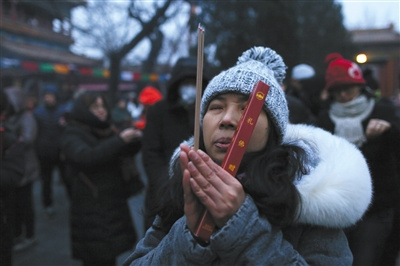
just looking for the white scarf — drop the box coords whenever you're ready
[329,95,375,147]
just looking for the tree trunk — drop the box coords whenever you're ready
[106,0,173,105]
[108,53,122,105]
[142,29,164,73]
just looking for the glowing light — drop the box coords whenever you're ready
[356,54,367,64]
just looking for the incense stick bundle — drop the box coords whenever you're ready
[194,24,204,150]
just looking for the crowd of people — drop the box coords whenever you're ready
[1,45,399,266]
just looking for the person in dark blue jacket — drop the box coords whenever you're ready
[34,85,69,216]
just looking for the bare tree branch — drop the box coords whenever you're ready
[118,0,173,58]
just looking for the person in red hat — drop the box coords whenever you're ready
[316,53,400,266]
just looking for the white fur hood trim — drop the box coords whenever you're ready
[284,124,372,228]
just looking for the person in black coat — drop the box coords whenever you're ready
[61,92,142,266]
[285,93,316,124]
[316,53,400,266]
[287,64,325,117]
[142,57,209,229]
[0,89,26,266]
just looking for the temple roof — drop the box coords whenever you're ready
[2,38,99,66]
[351,24,400,45]
[18,0,87,18]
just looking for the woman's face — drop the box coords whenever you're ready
[332,85,361,103]
[89,97,108,121]
[202,93,270,164]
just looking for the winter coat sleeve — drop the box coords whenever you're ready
[123,196,352,265]
[123,215,217,266]
[20,112,38,145]
[211,196,352,265]
[0,130,26,188]
[61,128,136,167]
[142,104,169,181]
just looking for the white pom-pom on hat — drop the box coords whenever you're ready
[237,46,287,84]
[291,64,315,80]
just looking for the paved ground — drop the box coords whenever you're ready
[13,154,146,266]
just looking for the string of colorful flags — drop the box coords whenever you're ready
[0,58,170,82]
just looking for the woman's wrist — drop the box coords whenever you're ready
[189,229,210,247]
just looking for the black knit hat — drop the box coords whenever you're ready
[70,92,111,129]
[166,57,210,103]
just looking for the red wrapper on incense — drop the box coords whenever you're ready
[194,80,270,242]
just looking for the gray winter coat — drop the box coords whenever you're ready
[124,124,372,265]
[4,87,40,186]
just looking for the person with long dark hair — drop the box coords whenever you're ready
[124,47,372,265]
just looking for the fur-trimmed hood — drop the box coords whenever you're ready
[284,124,372,228]
[169,124,372,229]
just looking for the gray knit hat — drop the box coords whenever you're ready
[200,46,289,141]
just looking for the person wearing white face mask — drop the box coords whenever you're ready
[142,57,210,229]
[179,83,197,106]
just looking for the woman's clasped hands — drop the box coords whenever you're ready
[179,144,245,233]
